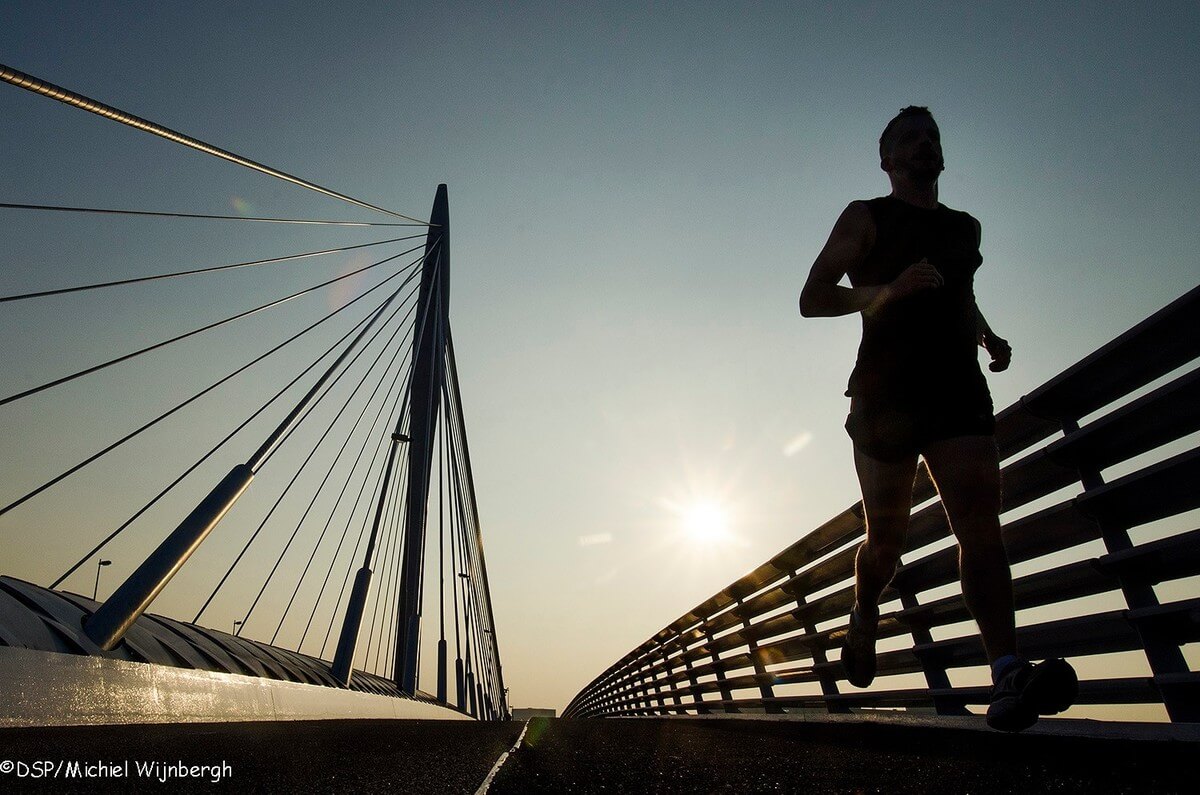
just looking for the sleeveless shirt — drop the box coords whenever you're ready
[845,196,989,406]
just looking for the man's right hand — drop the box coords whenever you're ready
[887,258,943,302]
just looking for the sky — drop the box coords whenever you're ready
[1,2,1197,716]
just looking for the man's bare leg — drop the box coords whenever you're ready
[842,445,919,687]
[920,435,1016,662]
[852,447,920,617]
[921,435,1077,730]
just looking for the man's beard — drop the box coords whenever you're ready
[907,157,944,182]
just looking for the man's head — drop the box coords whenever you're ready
[879,106,943,182]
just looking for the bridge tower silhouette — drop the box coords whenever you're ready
[0,64,505,724]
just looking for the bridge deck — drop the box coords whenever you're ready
[487,717,1194,793]
[1,716,1193,792]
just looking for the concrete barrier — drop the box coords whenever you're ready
[0,647,470,727]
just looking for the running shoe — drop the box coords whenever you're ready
[841,608,878,688]
[986,658,1078,732]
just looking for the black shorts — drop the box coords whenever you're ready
[844,393,995,462]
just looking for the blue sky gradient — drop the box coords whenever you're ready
[1,2,1197,712]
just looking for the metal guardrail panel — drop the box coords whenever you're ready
[567,283,1200,721]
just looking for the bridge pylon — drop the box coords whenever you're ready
[394,184,449,695]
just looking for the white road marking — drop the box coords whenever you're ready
[474,719,531,795]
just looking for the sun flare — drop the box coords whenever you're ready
[682,501,730,545]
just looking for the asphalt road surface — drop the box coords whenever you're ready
[0,717,1194,793]
[490,717,1194,794]
[0,719,520,793]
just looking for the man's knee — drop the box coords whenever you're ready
[861,524,905,569]
[956,523,1009,567]
[951,509,1004,543]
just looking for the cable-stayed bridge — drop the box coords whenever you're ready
[1,63,1198,791]
[0,64,504,724]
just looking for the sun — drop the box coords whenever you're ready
[681,501,731,545]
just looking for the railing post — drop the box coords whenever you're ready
[665,652,685,711]
[791,581,848,713]
[739,599,781,714]
[889,541,963,715]
[895,575,963,715]
[651,654,670,714]
[630,673,645,715]
[643,659,660,714]
[628,673,642,715]
[704,626,738,713]
[1063,417,1197,722]
[681,640,709,714]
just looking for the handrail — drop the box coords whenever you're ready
[565,284,1200,722]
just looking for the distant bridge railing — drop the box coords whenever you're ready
[565,285,1200,722]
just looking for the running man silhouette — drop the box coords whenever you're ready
[799,106,1077,731]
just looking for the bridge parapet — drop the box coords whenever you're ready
[565,285,1200,723]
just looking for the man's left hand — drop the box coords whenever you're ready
[982,332,1012,372]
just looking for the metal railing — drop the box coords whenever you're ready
[565,285,1200,722]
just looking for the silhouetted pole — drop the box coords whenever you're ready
[456,571,468,709]
[394,184,449,693]
[331,431,409,685]
[447,330,508,718]
[83,284,401,651]
[437,638,448,703]
[92,559,111,600]
[456,655,466,709]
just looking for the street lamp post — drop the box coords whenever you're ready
[93,559,111,600]
[233,620,243,635]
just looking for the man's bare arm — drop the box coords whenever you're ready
[970,220,1012,372]
[799,202,878,317]
[976,305,1012,372]
[800,201,943,317]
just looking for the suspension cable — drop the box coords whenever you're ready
[49,284,393,589]
[371,410,415,673]
[365,463,403,672]
[0,202,423,227]
[198,285,417,625]
[324,379,412,662]
[269,325,416,644]
[0,235,421,303]
[447,329,503,705]
[0,241,425,408]
[268,305,413,645]
[0,250,424,520]
[377,401,413,676]
[449,399,463,679]
[0,63,430,224]
[317,434,392,657]
[438,366,448,646]
[247,282,419,636]
[380,453,407,677]
[297,366,410,653]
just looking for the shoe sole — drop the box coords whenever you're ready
[1023,658,1078,715]
[840,636,876,688]
[986,659,1078,732]
[986,696,1036,732]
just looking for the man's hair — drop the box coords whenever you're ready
[879,106,935,159]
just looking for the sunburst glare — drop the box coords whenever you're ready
[681,500,730,545]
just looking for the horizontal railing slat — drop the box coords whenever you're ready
[567,285,1200,721]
